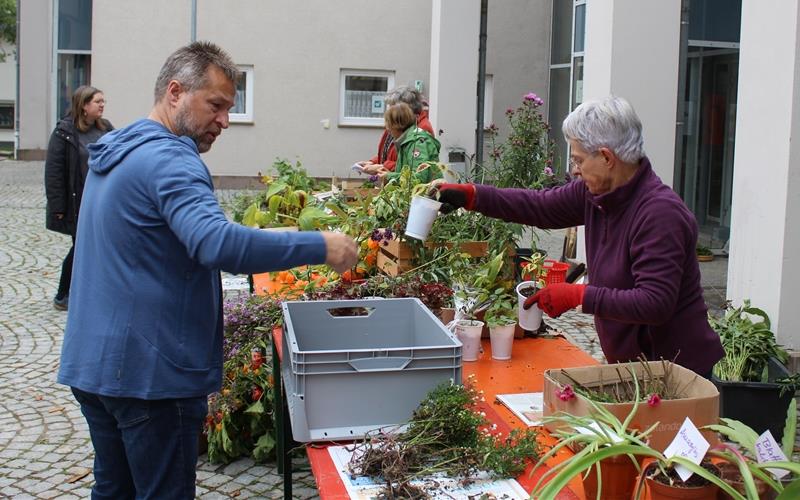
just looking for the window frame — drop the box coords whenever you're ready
[338,69,395,127]
[230,65,254,124]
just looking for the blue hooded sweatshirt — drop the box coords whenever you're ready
[57,119,326,399]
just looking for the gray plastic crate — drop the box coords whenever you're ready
[281,298,462,442]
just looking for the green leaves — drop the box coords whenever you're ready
[710,300,788,382]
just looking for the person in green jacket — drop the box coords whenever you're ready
[381,102,441,184]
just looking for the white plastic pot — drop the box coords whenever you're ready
[455,319,484,362]
[489,324,515,360]
[516,280,543,331]
[405,195,442,240]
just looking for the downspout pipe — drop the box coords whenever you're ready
[14,0,19,159]
[474,0,488,169]
[190,0,197,42]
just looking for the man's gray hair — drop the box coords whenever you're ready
[385,86,426,114]
[153,41,239,103]
[562,95,645,163]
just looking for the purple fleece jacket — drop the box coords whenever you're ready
[473,157,723,374]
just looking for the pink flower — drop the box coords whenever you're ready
[524,92,538,102]
[505,107,514,116]
[544,166,554,176]
[556,385,576,401]
[647,393,661,407]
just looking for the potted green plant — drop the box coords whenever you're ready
[532,372,744,500]
[709,300,794,440]
[516,251,546,331]
[696,244,714,262]
[484,290,517,360]
[704,398,800,499]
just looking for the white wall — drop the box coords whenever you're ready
[583,0,681,185]
[18,0,52,154]
[728,0,800,349]
[429,0,480,164]
[93,0,431,179]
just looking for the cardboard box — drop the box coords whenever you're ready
[543,361,719,452]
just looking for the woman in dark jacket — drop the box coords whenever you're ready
[44,86,113,310]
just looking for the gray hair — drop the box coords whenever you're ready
[384,86,426,114]
[562,95,645,163]
[153,41,238,103]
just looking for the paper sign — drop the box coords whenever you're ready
[663,417,710,482]
[575,421,624,444]
[755,431,790,479]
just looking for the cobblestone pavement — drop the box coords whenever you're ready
[0,161,317,499]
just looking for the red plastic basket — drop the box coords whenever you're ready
[542,259,570,285]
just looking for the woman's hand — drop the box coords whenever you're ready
[361,163,384,175]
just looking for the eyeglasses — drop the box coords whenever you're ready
[568,151,599,170]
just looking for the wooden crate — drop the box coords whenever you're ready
[377,238,490,276]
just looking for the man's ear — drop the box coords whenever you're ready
[166,80,184,107]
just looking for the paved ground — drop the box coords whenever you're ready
[0,159,734,499]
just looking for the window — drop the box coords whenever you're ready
[0,103,13,129]
[230,66,254,123]
[339,70,395,126]
[55,0,93,120]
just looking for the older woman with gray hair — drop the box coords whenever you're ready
[433,95,723,376]
[358,85,434,175]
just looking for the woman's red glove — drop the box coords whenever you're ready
[524,283,586,318]
[436,183,476,213]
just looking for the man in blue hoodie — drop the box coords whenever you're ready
[57,42,358,499]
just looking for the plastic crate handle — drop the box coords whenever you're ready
[348,357,411,372]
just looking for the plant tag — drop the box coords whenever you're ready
[755,431,790,479]
[663,417,710,482]
[574,421,624,444]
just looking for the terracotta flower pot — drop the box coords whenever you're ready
[646,476,718,499]
[582,454,639,500]
[716,462,776,500]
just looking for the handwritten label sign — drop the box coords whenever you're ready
[663,417,710,482]
[755,431,790,479]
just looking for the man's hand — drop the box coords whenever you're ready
[524,283,586,318]
[432,183,477,213]
[321,232,359,273]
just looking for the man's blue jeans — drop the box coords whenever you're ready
[71,387,207,499]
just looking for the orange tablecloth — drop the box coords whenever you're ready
[257,272,598,498]
[301,335,598,499]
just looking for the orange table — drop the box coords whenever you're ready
[256,273,599,498]
[297,335,598,499]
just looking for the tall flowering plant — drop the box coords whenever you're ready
[484,92,560,190]
[205,295,283,464]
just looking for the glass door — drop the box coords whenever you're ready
[678,47,738,241]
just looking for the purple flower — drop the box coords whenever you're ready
[368,175,379,183]
[555,385,576,401]
[505,108,514,116]
[544,166,554,176]
[523,92,538,102]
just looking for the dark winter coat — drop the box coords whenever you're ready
[44,117,114,235]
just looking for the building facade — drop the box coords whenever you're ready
[17,0,800,352]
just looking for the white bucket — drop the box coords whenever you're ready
[489,324,515,360]
[455,320,484,362]
[405,195,442,240]
[516,280,543,331]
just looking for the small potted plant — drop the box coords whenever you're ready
[484,290,518,360]
[516,251,546,331]
[704,398,800,499]
[696,244,714,262]
[709,300,794,440]
[532,373,743,500]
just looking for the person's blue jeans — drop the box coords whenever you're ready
[71,387,207,499]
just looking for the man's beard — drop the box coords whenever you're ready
[174,104,213,153]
